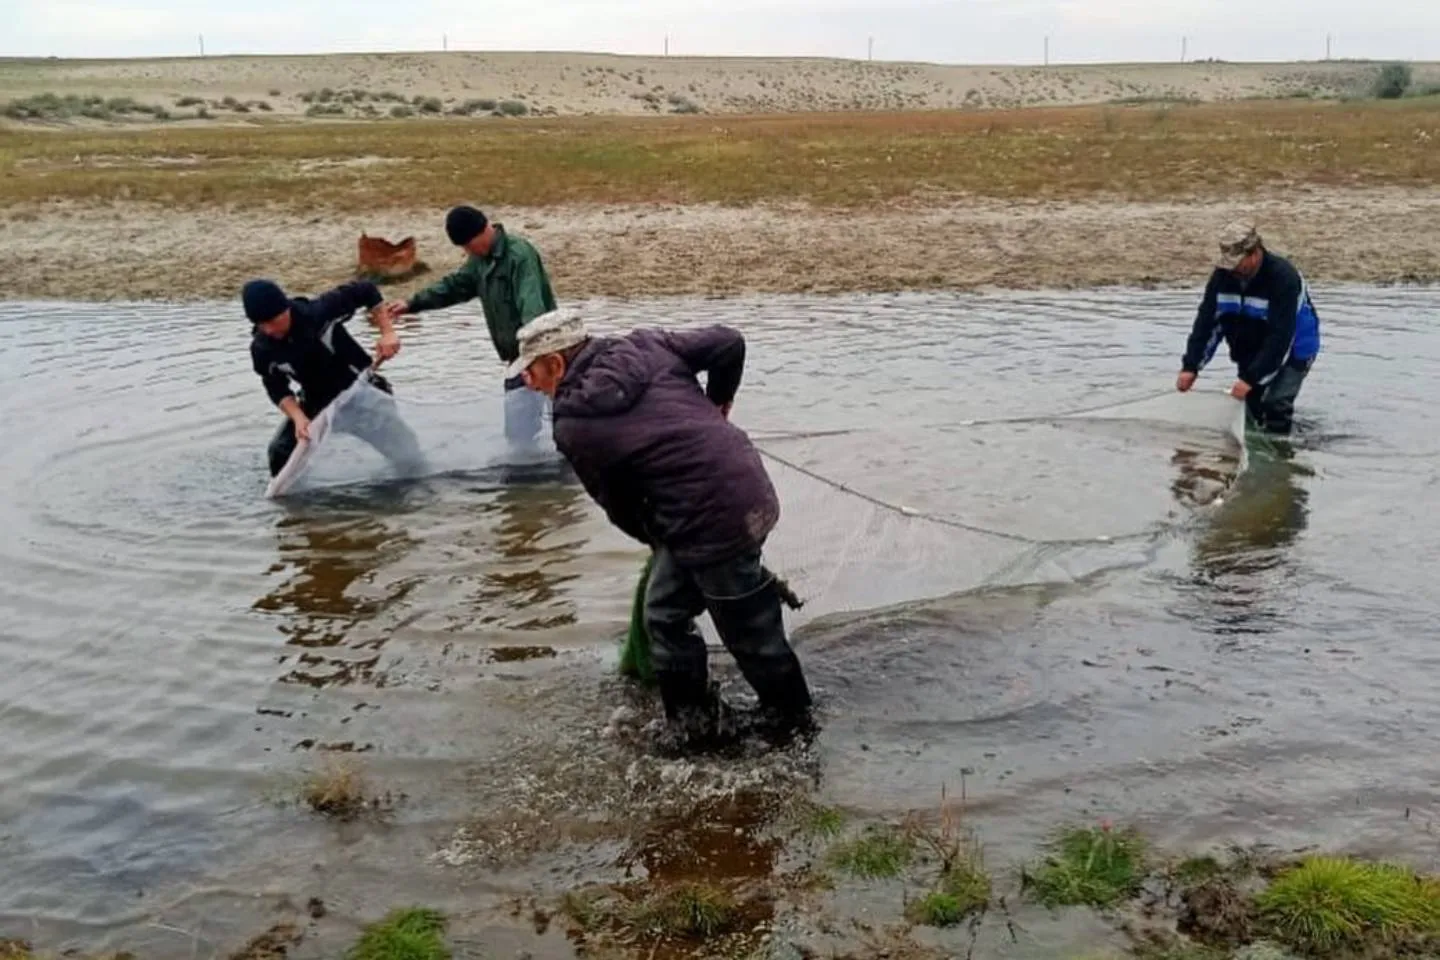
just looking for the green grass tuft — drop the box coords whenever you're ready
[1255,855,1440,954]
[1173,855,1225,886]
[631,883,736,939]
[827,825,916,879]
[805,805,845,839]
[346,907,449,960]
[1026,824,1146,908]
[905,891,967,927]
[905,859,992,928]
[941,857,992,912]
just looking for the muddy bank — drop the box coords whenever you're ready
[2,186,1438,303]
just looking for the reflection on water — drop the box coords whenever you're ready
[461,474,590,632]
[1175,441,1312,640]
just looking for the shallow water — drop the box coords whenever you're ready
[1,287,1438,957]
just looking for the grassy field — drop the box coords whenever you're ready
[2,97,1437,213]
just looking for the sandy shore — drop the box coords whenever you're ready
[3,52,1437,122]
[2,186,1437,304]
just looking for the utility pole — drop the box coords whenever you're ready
[198,34,205,57]
[1326,34,1332,60]
[1181,36,1187,62]
[868,36,873,61]
[664,35,669,56]
[1044,36,1049,66]
[442,33,448,51]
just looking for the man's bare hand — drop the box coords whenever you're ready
[373,301,407,323]
[375,331,401,361]
[294,415,312,443]
[1230,379,1252,400]
[1176,371,1197,393]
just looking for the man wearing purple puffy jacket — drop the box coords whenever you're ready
[510,309,814,752]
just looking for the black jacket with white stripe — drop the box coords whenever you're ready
[1181,250,1322,389]
[250,281,383,413]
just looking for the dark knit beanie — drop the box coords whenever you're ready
[445,205,489,246]
[242,279,290,323]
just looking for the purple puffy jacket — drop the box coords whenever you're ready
[551,324,780,567]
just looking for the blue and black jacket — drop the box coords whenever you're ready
[1182,250,1322,389]
[250,281,383,414]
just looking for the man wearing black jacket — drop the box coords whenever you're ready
[245,278,424,477]
[1177,222,1322,435]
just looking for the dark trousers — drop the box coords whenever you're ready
[643,546,812,720]
[1246,357,1313,436]
[265,375,424,477]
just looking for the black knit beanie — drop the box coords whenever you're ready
[242,279,290,323]
[445,205,489,246]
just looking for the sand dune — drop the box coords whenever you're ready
[2,52,1437,121]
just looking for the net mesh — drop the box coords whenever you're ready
[749,388,1249,634]
[267,374,1248,636]
[266,371,556,498]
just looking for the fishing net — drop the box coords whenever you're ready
[620,387,1249,681]
[265,370,558,498]
[258,370,1249,682]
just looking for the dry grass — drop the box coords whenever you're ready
[0,98,1436,213]
[301,755,369,819]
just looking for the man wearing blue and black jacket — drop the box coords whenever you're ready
[1177,221,1322,435]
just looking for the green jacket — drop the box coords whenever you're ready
[406,225,556,364]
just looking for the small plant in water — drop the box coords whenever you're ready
[1255,855,1440,954]
[1173,855,1225,887]
[347,907,449,960]
[1025,821,1146,908]
[301,755,367,818]
[631,882,737,939]
[905,891,968,928]
[904,782,992,924]
[827,824,916,879]
[781,797,845,840]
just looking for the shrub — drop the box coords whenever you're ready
[1373,63,1413,99]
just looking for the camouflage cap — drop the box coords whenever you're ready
[1216,220,1262,269]
[506,308,590,378]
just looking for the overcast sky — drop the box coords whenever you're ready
[8,0,1438,64]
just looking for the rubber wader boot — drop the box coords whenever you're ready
[707,582,816,745]
[653,670,740,757]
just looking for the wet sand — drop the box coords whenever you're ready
[3,185,1439,303]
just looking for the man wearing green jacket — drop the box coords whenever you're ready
[386,205,557,450]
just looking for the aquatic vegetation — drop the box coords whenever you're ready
[1172,855,1225,886]
[804,804,846,840]
[631,883,738,939]
[1025,823,1147,909]
[559,887,616,932]
[903,790,991,926]
[780,797,845,840]
[346,908,449,960]
[301,755,369,819]
[826,824,916,879]
[1254,855,1440,954]
[905,891,969,928]
[560,881,747,945]
[906,862,991,930]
